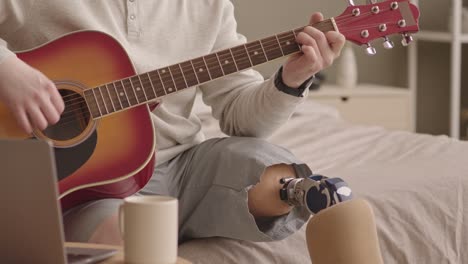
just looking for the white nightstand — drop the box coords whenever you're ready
[309,84,413,131]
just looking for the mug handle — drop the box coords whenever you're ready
[118,204,125,237]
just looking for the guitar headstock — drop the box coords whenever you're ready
[334,0,419,54]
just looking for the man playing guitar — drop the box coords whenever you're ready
[0,0,345,245]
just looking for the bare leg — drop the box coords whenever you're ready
[248,164,296,218]
[306,199,384,264]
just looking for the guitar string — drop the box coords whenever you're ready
[58,19,389,109]
[57,30,304,103]
[52,43,388,128]
[49,16,403,125]
[68,16,396,110]
[56,18,345,105]
[55,21,397,123]
[52,21,399,127]
[54,31,306,105]
[56,9,389,104]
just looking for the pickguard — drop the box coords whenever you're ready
[54,131,97,181]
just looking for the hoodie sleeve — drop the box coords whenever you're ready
[199,0,308,138]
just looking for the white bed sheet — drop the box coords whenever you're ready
[179,96,468,264]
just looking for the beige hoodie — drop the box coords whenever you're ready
[0,0,307,165]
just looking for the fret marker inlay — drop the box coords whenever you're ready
[199,68,204,72]
[120,92,124,96]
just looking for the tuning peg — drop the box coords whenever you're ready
[365,43,377,56]
[401,33,414,46]
[367,0,378,4]
[347,0,356,6]
[383,37,394,49]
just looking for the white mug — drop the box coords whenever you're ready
[119,195,178,264]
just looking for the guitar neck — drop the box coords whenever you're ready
[83,19,336,119]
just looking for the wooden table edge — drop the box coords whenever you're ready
[65,242,191,264]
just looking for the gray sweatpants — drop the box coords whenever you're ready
[63,137,312,243]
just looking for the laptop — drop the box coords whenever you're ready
[0,139,117,263]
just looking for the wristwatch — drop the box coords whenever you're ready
[274,66,315,97]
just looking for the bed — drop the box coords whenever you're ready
[177,92,468,263]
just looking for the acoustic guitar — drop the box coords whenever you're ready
[0,0,419,210]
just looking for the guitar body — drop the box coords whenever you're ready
[0,31,156,210]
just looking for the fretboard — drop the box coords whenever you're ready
[83,19,336,119]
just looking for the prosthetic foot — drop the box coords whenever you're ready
[279,174,353,214]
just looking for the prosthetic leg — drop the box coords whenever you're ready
[280,175,383,264]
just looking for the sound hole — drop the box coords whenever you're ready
[42,89,91,141]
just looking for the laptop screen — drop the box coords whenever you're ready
[0,139,67,263]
